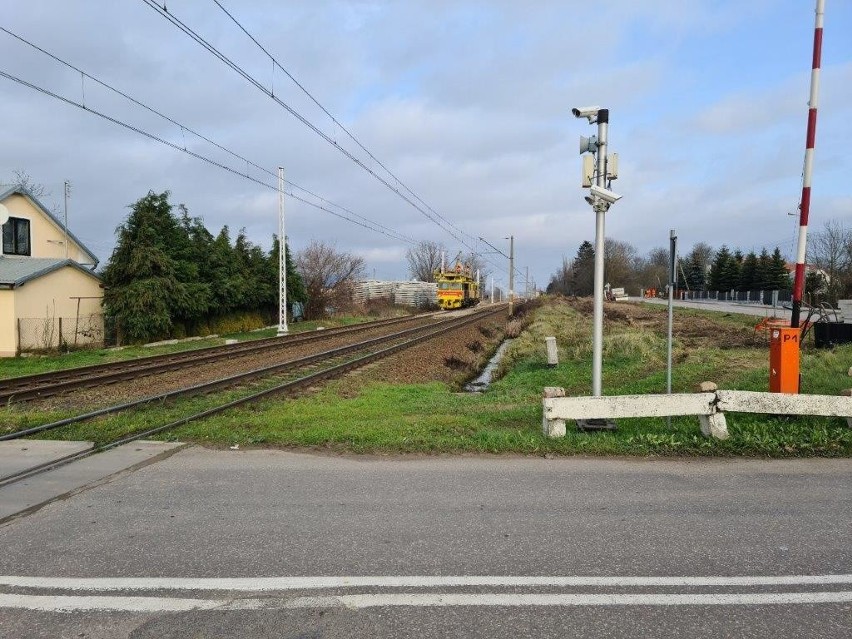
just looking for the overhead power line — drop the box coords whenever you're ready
[0,68,414,244]
[0,27,414,244]
[210,0,474,245]
[141,0,482,255]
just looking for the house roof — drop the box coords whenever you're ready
[0,256,102,289]
[0,185,99,266]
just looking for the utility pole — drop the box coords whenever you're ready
[508,235,515,316]
[667,230,677,397]
[63,180,70,259]
[591,114,607,397]
[277,167,288,336]
[574,105,621,397]
[525,266,529,299]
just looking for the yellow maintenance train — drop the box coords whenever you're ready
[435,262,480,310]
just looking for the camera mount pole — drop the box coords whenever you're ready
[591,109,609,396]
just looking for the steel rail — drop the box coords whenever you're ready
[1,306,503,442]
[0,306,505,487]
[0,313,438,404]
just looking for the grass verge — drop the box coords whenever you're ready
[15,298,852,457]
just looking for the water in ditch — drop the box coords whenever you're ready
[463,339,514,392]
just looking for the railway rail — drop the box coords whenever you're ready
[0,312,440,404]
[0,305,507,486]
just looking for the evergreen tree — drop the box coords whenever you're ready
[206,226,246,313]
[720,249,741,291]
[755,248,772,290]
[176,204,213,319]
[572,241,595,296]
[685,254,706,290]
[738,252,758,291]
[233,228,266,310]
[769,247,791,290]
[708,246,732,291]
[102,191,206,343]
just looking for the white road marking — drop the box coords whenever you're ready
[1,574,851,592]
[2,591,852,613]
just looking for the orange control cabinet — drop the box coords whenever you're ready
[769,327,801,394]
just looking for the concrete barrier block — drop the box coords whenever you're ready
[542,387,566,437]
[545,337,558,367]
[717,390,852,417]
[542,415,566,438]
[699,412,729,440]
[544,393,715,420]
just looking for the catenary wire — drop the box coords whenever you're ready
[210,0,474,245]
[141,0,489,259]
[0,26,413,245]
[0,68,415,244]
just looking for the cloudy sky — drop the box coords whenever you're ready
[1,1,850,289]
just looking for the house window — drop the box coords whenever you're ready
[2,217,31,256]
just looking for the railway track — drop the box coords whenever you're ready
[0,305,506,486]
[0,312,440,404]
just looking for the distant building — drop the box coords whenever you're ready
[784,261,830,283]
[0,186,102,356]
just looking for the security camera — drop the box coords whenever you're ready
[572,106,601,122]
[589,183,622,204]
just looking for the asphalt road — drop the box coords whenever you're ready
[1,449,850,638]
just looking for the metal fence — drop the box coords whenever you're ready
[17,314,105,353]
[644,289,794,307]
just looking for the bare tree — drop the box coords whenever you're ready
[405,241,445,282]
[546,256,574,295]
[604,238,639,293]
[635,247,668,293]
[295,241,364,319]
[808,219,852,304]
[463,250,491,290]
[10,169,50,199]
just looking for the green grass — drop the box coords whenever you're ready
[14,298,852,457]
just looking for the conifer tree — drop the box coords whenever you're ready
[102,191,206,342]
[738,252,758,291]
[572,240,595,296]
[756,248,772,290]
[709,246,733,291]
[769,247,791,290]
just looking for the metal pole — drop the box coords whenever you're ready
[63,180,69,259]
[791,0,824,329]
[667,229,677,395]
[525,266,529,299]
[591,109,608,396]
[277,167,288,336]
[490,275,494,304]
[508,235,515,316]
